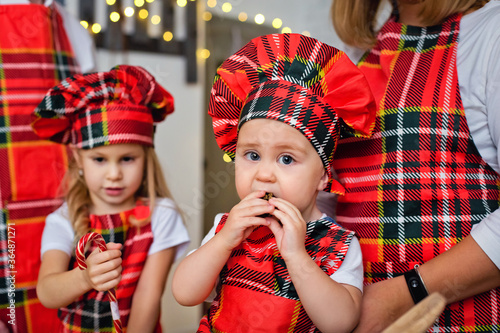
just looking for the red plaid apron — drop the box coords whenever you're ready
[197,214,354,332]
[58,205,159,332]
[0,4,79,332]
[334,14,500,331]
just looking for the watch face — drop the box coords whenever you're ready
[410,277,419,288]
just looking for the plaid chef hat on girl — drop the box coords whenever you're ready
[208,33,376,194]
[32,65,174,149]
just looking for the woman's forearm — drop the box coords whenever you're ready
[419,235,500,303]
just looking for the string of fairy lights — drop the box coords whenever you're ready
[79,0,309,60]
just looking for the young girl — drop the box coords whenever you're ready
[172,33,376,333]
[33,65,190,333]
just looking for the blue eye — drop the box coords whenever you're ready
[278,155,294,165]
[245,151,260,161]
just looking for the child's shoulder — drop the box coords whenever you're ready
[152,197,177,210]
[150,197,183,224]
[47,201,70,221]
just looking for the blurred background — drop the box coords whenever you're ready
[62,0,343,331]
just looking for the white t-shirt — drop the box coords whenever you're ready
[198,213,364,292]
[41,198,190,261]
[340,0,500,269]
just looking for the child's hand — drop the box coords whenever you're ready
[83,242,122,292]
[267,198,307,261]
[217,190,275,251]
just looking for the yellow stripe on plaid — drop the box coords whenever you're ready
[0,140,66,149]
[211,286,225,326]
[101,106,109,144]
[287,300,302,333]
[8,142,17,201]
[358,237,462,246]
[0,48,74,56]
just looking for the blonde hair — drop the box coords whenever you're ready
[331,0,489,49]
[64,146,176,241]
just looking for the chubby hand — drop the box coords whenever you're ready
[217,190,275,251]
[266,197,307,261]
[83,242,123,292]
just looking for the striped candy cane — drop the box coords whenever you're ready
[76,232,122,333]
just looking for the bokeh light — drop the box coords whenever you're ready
[238,12,248,22]
[254,14,265,25]
[222,2,232,13]
[138,9,149,19]
[110,12,120,22]
[272,18,282,29]
[202,11,213,21]
[163,31,174,42]
[151,15,161,24]
[124,7,135,17]
[91,23,102,34]
[198,49,211,59]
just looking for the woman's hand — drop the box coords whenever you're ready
[83,242,122,292]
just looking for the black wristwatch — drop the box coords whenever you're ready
[404,264,429,304]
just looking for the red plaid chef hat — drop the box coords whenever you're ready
[208,33,376,194]
[32,65,174,149]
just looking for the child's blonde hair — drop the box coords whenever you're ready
[64,146,176,240]
[331,0,489,49]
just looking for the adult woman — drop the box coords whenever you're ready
[331,0,500,331]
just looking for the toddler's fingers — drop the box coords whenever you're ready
[269,198,302,221]
[241,190,267,201]
[267,217,283,233]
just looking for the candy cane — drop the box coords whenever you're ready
[76,232,122,333]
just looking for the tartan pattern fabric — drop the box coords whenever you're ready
[197,214,354,332]
[208,33,376,194]
[58,204,158,332]
[32,65,174,149]
[0,4,80,331]
[333,14,500,331]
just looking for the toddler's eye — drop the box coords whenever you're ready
[245,151,260,161]
[122,156,135,163]
[93,157,105,163]
[278,155,294,165]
